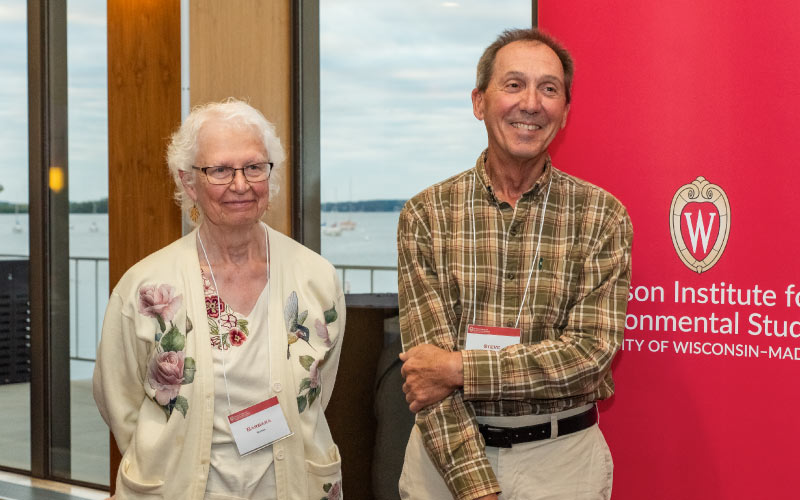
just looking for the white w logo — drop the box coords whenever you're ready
[683,212,716,253]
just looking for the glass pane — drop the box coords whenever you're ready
[320,0,531,293]
[67,0,109,486]
[0,0,31,472]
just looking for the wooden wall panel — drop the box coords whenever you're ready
[107,0,183,490]
[189,0,293,236]
[108,0,183,285]
[325,305,398,500]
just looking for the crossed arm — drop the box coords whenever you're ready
[398,346,500,500]
[397,198,632,500]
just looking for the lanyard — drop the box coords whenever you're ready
[470,171,552,328]
[197,222,271,413]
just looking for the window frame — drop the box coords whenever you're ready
[26,0,74,482]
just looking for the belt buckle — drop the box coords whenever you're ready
[480,425,513,448]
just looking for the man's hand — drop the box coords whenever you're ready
[477,495,499,500]
[399,344,463,413]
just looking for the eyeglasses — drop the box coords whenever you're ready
[191,162,274,185]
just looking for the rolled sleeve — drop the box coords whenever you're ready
[398,202,501,500]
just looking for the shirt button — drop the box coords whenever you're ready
[509,227,518,236]
[506,320,514,328]
[506,273,515,280]
[273,382,282,393]
[275,449,285,460]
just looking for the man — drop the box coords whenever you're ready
[397,28,632,500]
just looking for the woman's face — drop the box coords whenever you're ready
[183,121,271,230]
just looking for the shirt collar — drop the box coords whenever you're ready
[474,149,553,202]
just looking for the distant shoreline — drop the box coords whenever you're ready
[1,198,408,214]
[321,199,406,212]
[0,198,109,214]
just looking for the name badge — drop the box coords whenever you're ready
[228,396,293,456]
[465,324,521,351]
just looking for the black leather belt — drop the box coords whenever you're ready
[478,405,598,448]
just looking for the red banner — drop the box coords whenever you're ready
[541,2,800,498]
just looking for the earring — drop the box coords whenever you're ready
[190,204,200,223]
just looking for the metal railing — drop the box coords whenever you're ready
[0,253,108,363]
[70,255,108,362]
[1,255,396,361]
[335,264,398,294]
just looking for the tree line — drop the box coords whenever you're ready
[1,198,403,214]
[0,198,108,214]
[321,199,406,212]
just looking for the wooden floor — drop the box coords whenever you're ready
[0,380,109,487]
[0,472,106,500]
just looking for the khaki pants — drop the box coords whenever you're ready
[399,406,613,500]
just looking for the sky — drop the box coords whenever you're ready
[0,0,108,204]
[0,0,530,204]
[320,0,531,202]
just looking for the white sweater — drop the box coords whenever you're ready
[94,226,346,499]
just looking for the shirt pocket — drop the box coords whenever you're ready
[118,456,165,497]
[305,443,342,499]
[525,254,579,342]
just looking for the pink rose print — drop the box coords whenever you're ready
[309,359,321,388]
[138,284,182,323]
[327,481,342,500]
[220,313,237,329]
[148,351,185,405]
[205,296,225,318]
[228,328,247,346]
[314,319,332,348]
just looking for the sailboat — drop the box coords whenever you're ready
[12,204,23,233]
[338,179,357,230]
[322,223,342,237]
[322,189,344,236]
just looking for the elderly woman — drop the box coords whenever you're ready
[94,99,345,500]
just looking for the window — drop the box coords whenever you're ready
[0,0,109,487]
[66,0,110,485]
[318,0,532,294]
[0,0,32,473]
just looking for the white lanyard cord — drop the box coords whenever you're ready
[470,173,552,328]
[516,177,552,328]
[470,173,478,325]
[197,223,271,414]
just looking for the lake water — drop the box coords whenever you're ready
[320,211,401,293]
[0,213,110,379]
[0,210,400,274]
[0,211,401,378]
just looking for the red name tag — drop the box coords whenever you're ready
[465,324,521,351]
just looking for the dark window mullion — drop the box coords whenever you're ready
[27,0,71,480]
[293,0,321,251]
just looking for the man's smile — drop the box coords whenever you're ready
[511,122,543,131]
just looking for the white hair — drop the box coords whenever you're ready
[166,98,286,224]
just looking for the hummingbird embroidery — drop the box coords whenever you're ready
[284,291,315,358]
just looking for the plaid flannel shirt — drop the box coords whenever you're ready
[397,152,633,500]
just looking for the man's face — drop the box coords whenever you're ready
[472,41,570,166]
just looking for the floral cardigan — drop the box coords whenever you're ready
[93,226,346,500]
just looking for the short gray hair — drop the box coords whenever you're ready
[166,98,286,224]
[476,28,574,104]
